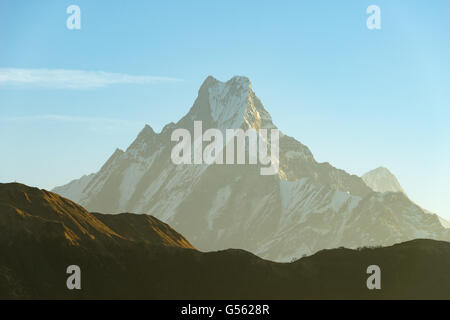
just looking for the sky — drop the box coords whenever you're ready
[0,0,449,218]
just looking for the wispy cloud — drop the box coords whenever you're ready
[0,68,182,89]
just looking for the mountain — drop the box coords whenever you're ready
[53,75,450,261]
[362,166,450,229]
[0,182,194,249]
[51,173,95,204]
[362,167,405,194]
[438,216,450,228]
[3,182,450,299]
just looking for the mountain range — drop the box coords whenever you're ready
[2,182,450,300]
[53,76,450,262]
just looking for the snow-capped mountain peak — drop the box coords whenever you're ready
[362,166,405,194]
[208,76,251,130]
[362,167,450,230]
[184,75,275,132]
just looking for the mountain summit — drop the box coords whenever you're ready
[362,167,405,194]
[361,166,450,229]
[173,75,276,135]
[53,76,450,261]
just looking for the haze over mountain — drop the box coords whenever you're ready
[3,182,450,300]
[54,76,450,261]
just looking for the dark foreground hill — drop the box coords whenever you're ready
[1,183,450,299]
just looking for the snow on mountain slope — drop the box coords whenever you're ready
[53,76,450,261]
[208,76,250,130]
[362,167,405,194]
[438,216,450,229]
[362,166,450,230]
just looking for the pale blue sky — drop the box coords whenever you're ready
[0,1,449,218]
